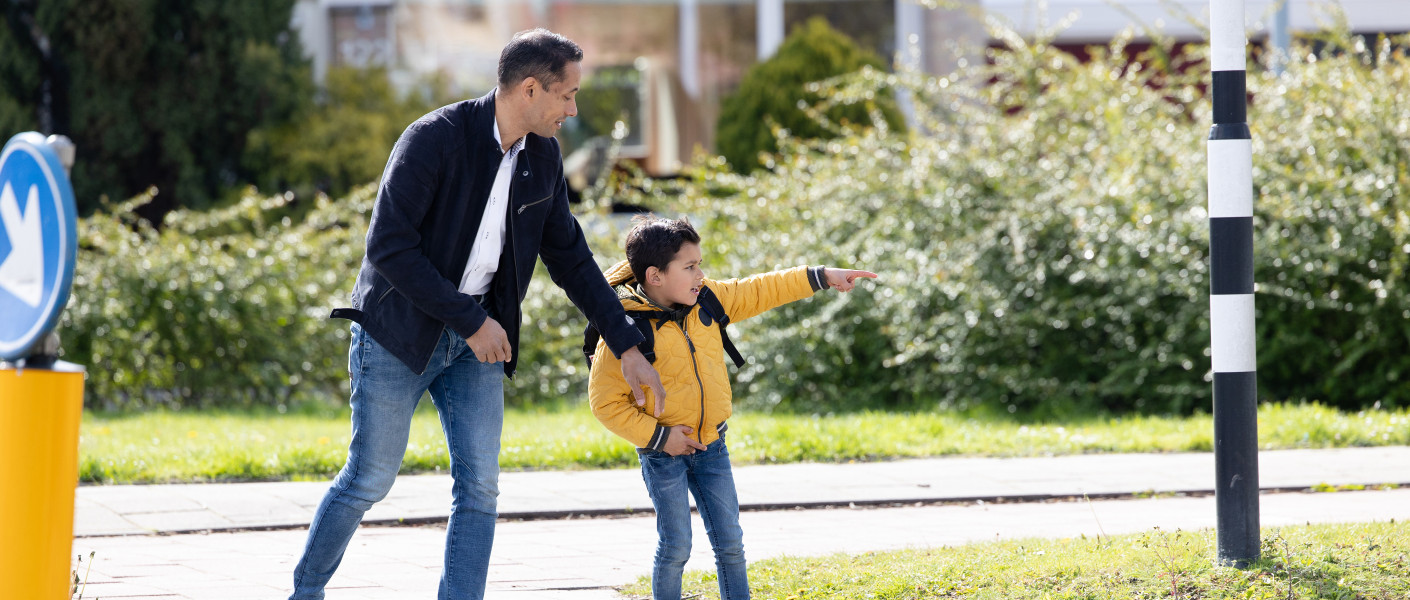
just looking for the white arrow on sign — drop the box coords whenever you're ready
[0,180,44,308]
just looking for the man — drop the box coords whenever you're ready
[289,29,666,600]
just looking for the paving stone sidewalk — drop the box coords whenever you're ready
[75,446,1410,537]
[72,487,1410,599]
[67,446,1410,599]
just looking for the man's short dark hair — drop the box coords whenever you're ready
[625,216,701,283]
[498,28,584,91]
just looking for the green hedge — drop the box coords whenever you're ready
[614,28,1410,415]
[62,189,369,409]
[61,26,1410,414]
[1249,32,1410,406]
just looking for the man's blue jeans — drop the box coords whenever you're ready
[290,323,503,600]
[639,438,750,600]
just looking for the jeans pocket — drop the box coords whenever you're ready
[636,447,663,459]
[348,324,364,378]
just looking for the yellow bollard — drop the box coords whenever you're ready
[0,363,84,600]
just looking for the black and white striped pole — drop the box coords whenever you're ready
[1208,0,1261,567]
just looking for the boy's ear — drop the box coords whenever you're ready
[644,265,662,286]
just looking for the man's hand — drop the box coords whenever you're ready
[823,268,878,292]
[466,317,512,364]
[662,425,707,456]
[621,346,668,417]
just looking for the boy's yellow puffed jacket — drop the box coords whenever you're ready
[588,260,824,450]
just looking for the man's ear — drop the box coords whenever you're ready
[522,76,539,99]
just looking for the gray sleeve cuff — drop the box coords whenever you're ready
[808,266,828,292]
[646,425,670,451]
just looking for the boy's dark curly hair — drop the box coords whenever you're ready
[624,215,700,283]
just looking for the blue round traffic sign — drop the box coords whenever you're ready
[0,132,78,361]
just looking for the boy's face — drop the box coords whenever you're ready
[647,242,705,307]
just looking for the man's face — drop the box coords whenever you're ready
[527,61,581,138]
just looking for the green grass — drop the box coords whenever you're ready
[78,402,1410,484]
[629,521,1410,599]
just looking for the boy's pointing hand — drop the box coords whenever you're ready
[824,268,878,292]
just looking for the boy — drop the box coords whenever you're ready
[587,216,876,600]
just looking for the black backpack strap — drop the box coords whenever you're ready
[637,316,661,363]
[582,322,603,367]
[697,287,745,368]
[584,311,664,369]
[586,294,744,370]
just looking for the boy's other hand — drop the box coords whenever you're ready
[824,268,878,292]
[466,317,512,363]
[663,426,708,456]
[621,347,668,417]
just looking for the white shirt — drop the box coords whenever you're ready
[458,120,525,296]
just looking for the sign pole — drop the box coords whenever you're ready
[0,364,85,599]
[1207,0,1261,567]
[0,132,85,599]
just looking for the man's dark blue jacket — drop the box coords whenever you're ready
[331,90,644,377]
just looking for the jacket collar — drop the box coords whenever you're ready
[470,90,500,155]
[475,88,541,179]
[624,284,692,322]
[486,89,529,156]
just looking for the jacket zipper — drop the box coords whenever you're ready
[517,194,551,214]
[503,173,525,381]
[680,323,706,444]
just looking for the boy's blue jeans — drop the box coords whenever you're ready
[638,438,750,600]
[290,323,504,600]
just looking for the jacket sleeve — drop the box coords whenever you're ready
[537,147,645,357]
[588,339,670,450]
[365,118,488,339]
[708,265,823,323]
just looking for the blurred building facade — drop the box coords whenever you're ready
[988,0,1408,44]
[290,0,978,177]
[289,0,1407,177]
